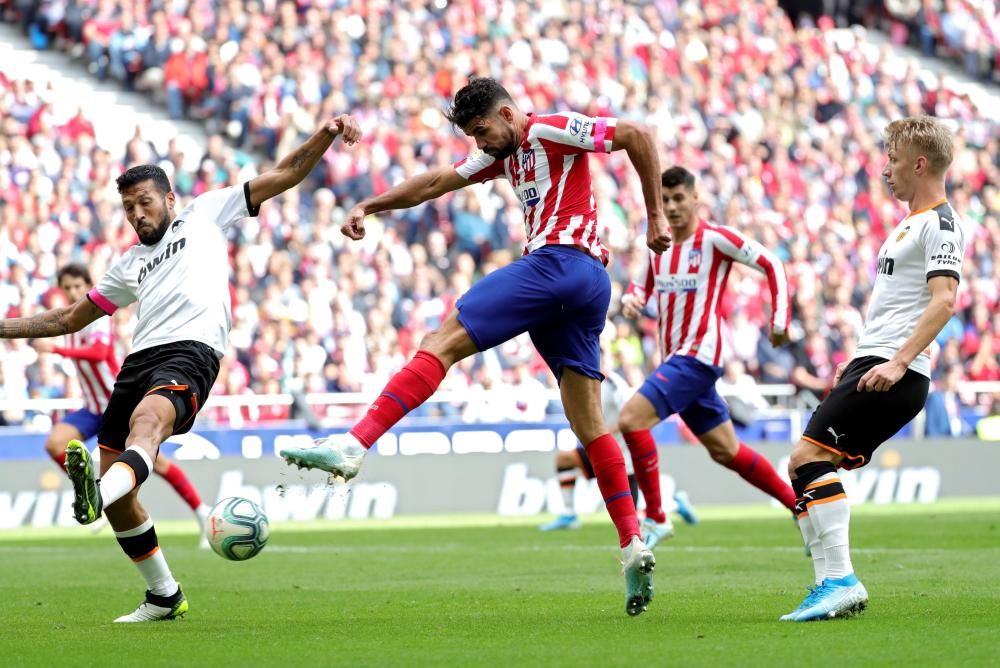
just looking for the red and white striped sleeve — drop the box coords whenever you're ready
[625,251,656,306]
[530,112,617,154]
[708,224,790,333]
[454,152,506,184]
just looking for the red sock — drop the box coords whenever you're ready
[350,350,447,448]
[623,430,665,523]
[159,462,203,510]
[50,450,66,469]
[726,443,796,510]
[585,434,641,548]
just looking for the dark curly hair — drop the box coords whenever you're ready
[115,164,172,195]
[661,166,696,190]
[445,77,514,128]
[56,263,93,286]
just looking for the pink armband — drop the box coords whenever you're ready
[87,288,118,315]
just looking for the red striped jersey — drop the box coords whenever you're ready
[62,317,120,413]
[627,220,790,367]
[455,112,616,264]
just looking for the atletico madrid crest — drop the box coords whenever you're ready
[688,248,703,269]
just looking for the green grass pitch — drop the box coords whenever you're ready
[2,499,997,667]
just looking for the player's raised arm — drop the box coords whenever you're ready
[247,114,361,210]
[341,166,473,241]
[612,120,670,254]
[709,225,791,346]
[0,297,105,339]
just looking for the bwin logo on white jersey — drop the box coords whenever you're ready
[138,237,187,284]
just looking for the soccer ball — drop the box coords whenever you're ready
[206,497,270,561]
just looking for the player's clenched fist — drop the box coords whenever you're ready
[324,114,361,145]
[342,204,367,240]
[646,212,671,254]
[621,293,643,320]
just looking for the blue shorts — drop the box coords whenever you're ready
[61,409,103,441]
[456,245,610,381]
[637,355,730,436]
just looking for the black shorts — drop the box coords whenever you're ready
[98,341,221,452]
[802,356,929,470]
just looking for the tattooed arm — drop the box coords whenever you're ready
[246,114,362,210]
[0,297,105,339]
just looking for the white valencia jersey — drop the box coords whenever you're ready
[88,184,258,356]
[64,317,119,414]
[627,221,790,367]
[857,200,965,378]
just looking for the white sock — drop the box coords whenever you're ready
[559,477,576,515]
[100,446,154,507]
[797,513,826,585]
[805,472,854,579]
[114,518,178,597]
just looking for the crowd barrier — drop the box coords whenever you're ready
[0,419,993,528]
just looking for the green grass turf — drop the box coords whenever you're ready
[1,499,998,667]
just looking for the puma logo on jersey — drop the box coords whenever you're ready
[138,238,186,285]
[827,426,846,445]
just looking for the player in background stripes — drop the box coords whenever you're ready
[540,324,699,532]
[619,167,796,548]
[31,263,211,545]
[282,76,671,617]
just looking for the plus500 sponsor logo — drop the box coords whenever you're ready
[655,274,699,293]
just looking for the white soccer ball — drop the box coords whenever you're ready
[206,497,270,561]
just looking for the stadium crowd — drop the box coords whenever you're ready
[0,0,998,431]
[883,0,999,82]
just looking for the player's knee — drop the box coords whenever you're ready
[617,406,640,433]
[153,455,170,475]
[128,408,171,443]
[43,437,63,457]
[788,443,816,474]
[417,329,455,367]
[708,445,734,465]
[555,451,577,469]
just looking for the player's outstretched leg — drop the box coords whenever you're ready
[283,314,475,477]
[789,459,867,621]
[698,422,796,509]
[622,535,656,616]
[672,490,699,525]
[540,450,582,531]
[110,507,187,622]
[781,477,827,620]
[623,429,675,548]
[281,349,447,477]
[65,440,102,524]
[619,398,674,549]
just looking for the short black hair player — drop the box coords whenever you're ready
[0,115,360,622]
